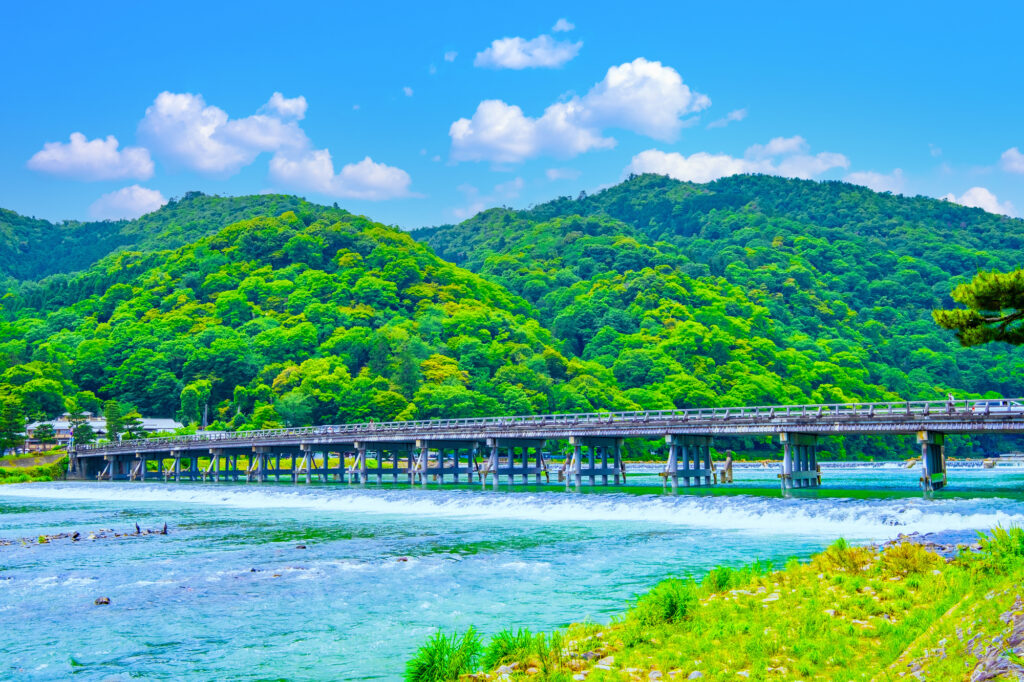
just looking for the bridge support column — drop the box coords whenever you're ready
[416,440,483,485]
[664,435,713,489]
[780,433,820,489]
[352,442,413,484]
[485,439,548,487]
[173,452,182,482]
[918,431,947,491]
[567,437,622,487]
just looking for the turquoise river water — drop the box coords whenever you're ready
[2,462,1024,680]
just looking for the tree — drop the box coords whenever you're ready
[68,408,95,447]
[122,411,145,440]
[934,269,1024,346]
[33,422,56,445]
[103,400,124,442]
[0,397,25,455]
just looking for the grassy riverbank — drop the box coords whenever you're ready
[0,456,67,484]
[406,528,1024,681]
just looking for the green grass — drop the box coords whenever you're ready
[406,528,1024,681]
[404,627,482,682]
[0,456,67,484]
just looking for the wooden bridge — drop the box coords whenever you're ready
[71,398,1024,491]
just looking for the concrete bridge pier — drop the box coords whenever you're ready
[918,431,947,491]
[567,437,623,488]
[780,433,820,489]
[415,439,482,485]
[484,438,548,487]
[663,435,713,489]
[352,441,415,484]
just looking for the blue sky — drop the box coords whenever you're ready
[3,1,1023,227]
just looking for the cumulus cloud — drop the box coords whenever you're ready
[546,167,582,181]
[451,58,709,163]
[494,176,524,198]
[138,91,309,175]
[27,133,153,181]
[942,187,1015,216]
[263,92,307,120]
[625,136,849,184]
[475,34,582,69]
[444,51,458,62]
[403,86,414,97]
[1000,147,1024,174]
[89,185,167,219]
[845,168,905,194]
[269,150,413,200]
[706,108,747,129]
[552,18,575,32]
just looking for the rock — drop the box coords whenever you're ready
[581,651,600,661]
[687,673,704,679]
[650,671,663,680]
[94,597,110,605]
[762,593,780,602]
[594,665,611,671]
[737,672,750,678]
[295,545,306,549]
[572,674,588,681]
[597,656,615,666]
[525,668,539,676]
[496,665,516,674]
[824,609,836,617]
[397,557,409,562]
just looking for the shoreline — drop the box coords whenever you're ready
[407,528,1024,681]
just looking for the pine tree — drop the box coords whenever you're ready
[0,397,26,456]
[103,400,124,442]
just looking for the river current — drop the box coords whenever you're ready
[2,463,1023,680]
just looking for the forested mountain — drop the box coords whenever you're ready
[0,175,1021,457]
[0,192,315,282]
[415,174,1024,407]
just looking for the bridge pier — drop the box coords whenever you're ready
[483,438,548,488]
[780,433,820,489]
[918,431,947,491]
[351,441,415,484]
[663,435,713,489]
[415,439,482,485]
[566,437,622,488]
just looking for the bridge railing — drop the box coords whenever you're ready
[75,398,1023,454]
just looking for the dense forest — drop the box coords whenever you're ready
[1,175,1021,457]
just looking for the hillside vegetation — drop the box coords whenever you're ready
[0,175,1022,456]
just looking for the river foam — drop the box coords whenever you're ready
[3,482,1023,541]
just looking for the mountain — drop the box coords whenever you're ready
[0,192,318,282]
[1,175,1021,458]
[0,201,620,434]
[414,173,1024,407]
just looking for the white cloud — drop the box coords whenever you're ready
[546,167,581,181]
[27,133,153,181]
[942,187,1015,216]
[1000,147,1024,174]
[475,34,582,69]
[706,108,748,129]
[449,99,614,163]
[450,58,708,163]
[403,86,414,97]
[138,91,309,175]
[552,18,575,32]
[845,168,905,194]
[625,136,849,184]
[746,135,808,159]
[495,176,524,198]
[263,92,307,120]
[929,143,942,158]
[269,150,413,200]
[89,185,167,219]
[627,150,767,184]
[444,51,458,62]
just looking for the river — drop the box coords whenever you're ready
[2,463,1023,680]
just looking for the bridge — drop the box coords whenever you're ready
[71,398,1024,491]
